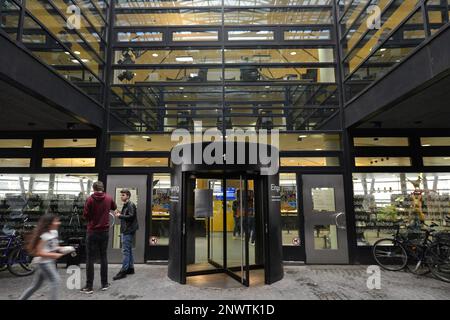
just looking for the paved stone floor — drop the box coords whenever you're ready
[1,264,449,300]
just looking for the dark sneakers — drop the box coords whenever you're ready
[126,268,135,275]
[80,286,94,294]
[101,283,111,291]
[113,269,127,280]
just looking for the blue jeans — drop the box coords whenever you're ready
[121,233,134,270]
[19,262,61,300]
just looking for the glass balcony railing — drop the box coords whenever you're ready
[0,0,108,105]
[342,0,450,102]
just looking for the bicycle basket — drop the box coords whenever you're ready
[435,232,450,246]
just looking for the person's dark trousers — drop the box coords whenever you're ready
[233,216,241,237]
[86,231,109,288]
[121,233,134,271]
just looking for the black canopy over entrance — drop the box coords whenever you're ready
[168,142,284,286]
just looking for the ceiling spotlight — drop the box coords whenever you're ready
[152,53,159,57]
[74,51,81,55]
[179,87,184,90]
[290,52,297,56]
[175,56,194,62]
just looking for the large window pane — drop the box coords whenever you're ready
[114,49,222,65]
[353,172,450,246]
[281,157,340,166]
[110,157,168,167]
[0,158,31,167]
[43,139,97,148]
[224,8,333,25]
[150,173,171,246]
[280,133,341,151]
[354,137,409,147]
[224,48,334,64]
[0,139,32,148]
[280,173,300,246]
[0,0,21,40]
[115,10,222,26]
[173,30,218,41]
[0,174,97,245]
[355,157,412,167]
[284,28,331,40]
[421,137,450,147]
[42,158,96,167]
[109,134,177,151]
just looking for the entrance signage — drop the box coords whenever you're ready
[170,121,280,175]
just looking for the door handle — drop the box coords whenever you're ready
[335,212,346,230]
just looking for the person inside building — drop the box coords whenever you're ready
[113,189,138,280]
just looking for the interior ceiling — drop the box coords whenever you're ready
[0,79,93,131]
[357,74,450,129]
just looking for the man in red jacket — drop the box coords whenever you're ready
[81,181,117,294]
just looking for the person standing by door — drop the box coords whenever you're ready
[113,189,138,280]
[81,181,117,294]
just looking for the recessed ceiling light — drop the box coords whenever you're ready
[152,53,159,57]
[183,95,188,98]
[71,59,80,64]
[175,56,194,62]
[262,95,267,98]
[179,87,184,90]
[422,144,431,147]
[142,135,150,139]
[315,148,323,151]
[380,48,386,52]
[299,135,308,138]
[64,51,70,55]
[74,51,81,55]
[290,52,297,56]
[265,86,270,89]
[81,59,89,63]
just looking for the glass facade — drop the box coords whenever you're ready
[340,0,450,101]
[0,0,449,266]
[0,0,108,103]
[0,173,97,242]
[109,0,340,133]
[353,172,450,246]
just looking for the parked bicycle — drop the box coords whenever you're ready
[372,216,450,282]
[0,217,35,276]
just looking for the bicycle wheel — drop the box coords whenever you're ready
[406,244,430,275]
[373,238,408,271]
[425,243,450,283]
[7,247,35,277]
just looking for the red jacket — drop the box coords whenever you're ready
[83,192,117,233]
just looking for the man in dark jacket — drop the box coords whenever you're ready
[113,189,138,280]
[81,181,117,293]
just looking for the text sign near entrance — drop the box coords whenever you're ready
[270,184,281,202]
[311,187,336,212]
[292,237,301,246]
